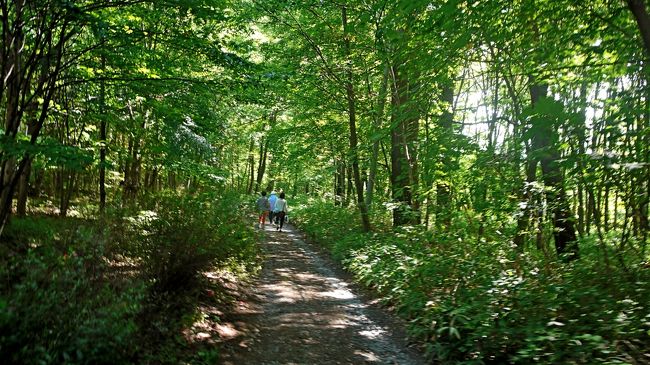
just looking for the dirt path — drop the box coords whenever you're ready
[217,223,426,365]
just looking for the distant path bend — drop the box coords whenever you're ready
[219,223,426,365]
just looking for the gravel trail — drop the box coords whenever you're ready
[218,223,426,365]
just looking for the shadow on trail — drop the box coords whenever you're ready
[218,224,424,365]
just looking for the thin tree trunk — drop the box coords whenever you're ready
[255,138,269,191]
[16,159,31,217]
[435,83,455,230]
[336,158,345,206]
[366,65,389,211]
[99,55,107,213]
[342,6,370,232]
[390,61,414,226]
[346,164,353,206]
[246,136,255,194]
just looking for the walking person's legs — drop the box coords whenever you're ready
[259,211,268,228]
[277,211,286,231]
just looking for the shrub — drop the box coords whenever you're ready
[0,191,260,365]
[292,198,650,364]
[126,191,259,294]
[0,221,142,365]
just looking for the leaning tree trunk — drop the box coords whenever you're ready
[0,3,70,236]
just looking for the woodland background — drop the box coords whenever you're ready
[1,0,649,364]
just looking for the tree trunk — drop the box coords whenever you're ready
[16,159,31,217]
[366,65,389,211]
[342,6,370,232]
[168,171,177,190]
[246,136,255,194]
[99,55,107,213]
[335,158,345,206]
[529,83,579,259]
[255,137,268,193]
[627,0,650,56]
[60,170,77,217]
[435,83,455,230]
[390,73,410,226]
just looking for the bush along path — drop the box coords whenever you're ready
[217,222,425,365]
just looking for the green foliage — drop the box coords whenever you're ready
[293,200,650,364]
[124,191,259,294]
[0,191,260,364]
[0,219,142,365]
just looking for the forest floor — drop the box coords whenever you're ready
[213,222,426,365]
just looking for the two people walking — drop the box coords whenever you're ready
[256,190,288,231]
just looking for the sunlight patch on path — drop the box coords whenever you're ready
[218,224,425,365]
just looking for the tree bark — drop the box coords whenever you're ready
[390,63,411,226]
[528,83,579,259]
[246,136,255,194]
[1,2,69,235]
[435,83,454,230]
[342,6,370,232]
[99,55,107,213]
[366,65,389,211]
[16,159,31,217]
[335,158,345,206]
[627,0,650,56]
[255,137,268,193]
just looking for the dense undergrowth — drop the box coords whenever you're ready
[292,197,650,365]
[0,192,260,365]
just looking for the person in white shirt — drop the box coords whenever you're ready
[268,191,278,225]
[274,192,288,232]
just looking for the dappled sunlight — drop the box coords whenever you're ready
[218,223,424,364]
[359,328,388,340]
[320,287,355,300]
[354,350,380,362]
[275,312,349,329]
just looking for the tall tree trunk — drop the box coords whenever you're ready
[255,137,268,193]
[342,6,370,232]
[627,0,650,56]
[168,171,177,190]
[60,170,77,217]
[435,83,455,230]
[366,66,389,211]
[335,158,345,206]
[0,1,25,234]
[246,136,255,194]
[16,159,31,217]
[1,5,70,236]
[99,55,107,213]
[390,63,411,226]
[16,105,38,217]
[529,83,579,259]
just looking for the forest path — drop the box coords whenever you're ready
[217,223,426,365]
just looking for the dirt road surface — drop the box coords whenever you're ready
[217,223,426,365]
